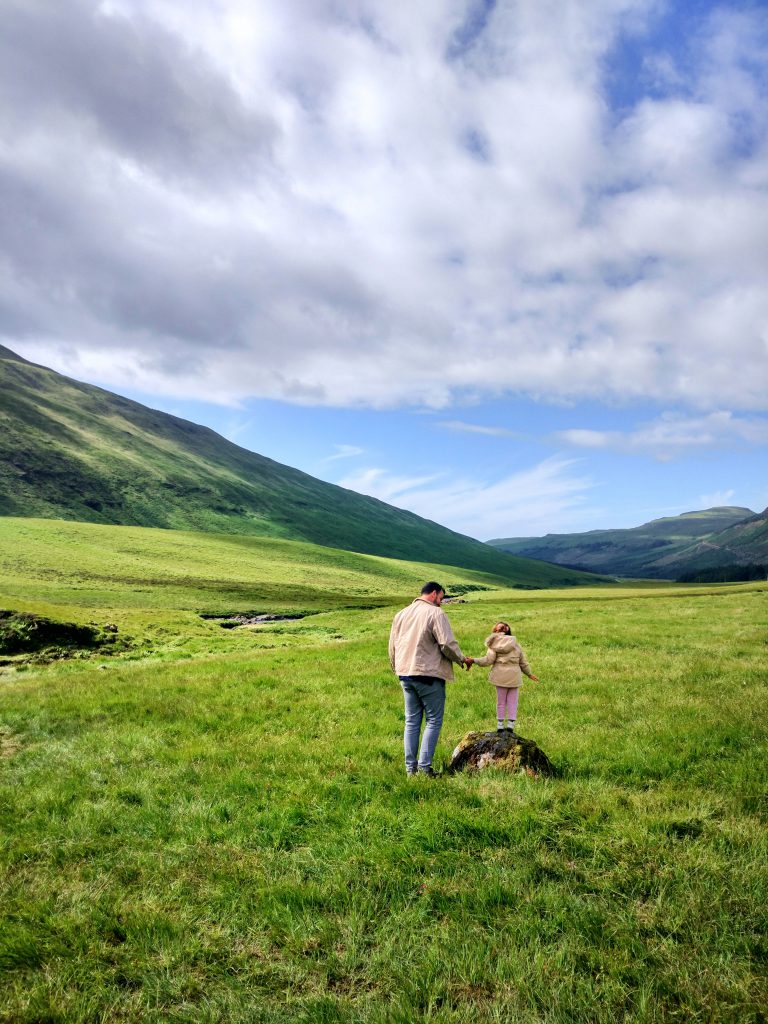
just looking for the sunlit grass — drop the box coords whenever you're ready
[0,520,766,1022]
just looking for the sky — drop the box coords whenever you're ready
[1,0,767,540]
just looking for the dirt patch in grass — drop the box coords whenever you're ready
[0,727,22,758]
[202,612,310,629]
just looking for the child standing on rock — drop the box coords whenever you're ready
[466,622,539,734]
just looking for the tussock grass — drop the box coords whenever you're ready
[0,521,766,1021]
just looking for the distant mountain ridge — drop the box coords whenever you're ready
[0,345,601,588]
[488,506,767,580]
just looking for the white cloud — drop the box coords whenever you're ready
[556,411,768,459]
[698,489,736,509]
[222,417,254,444]
[337,456,594,540]
[322,444,365,462]
[437,420,517,437]
[556,429,612,449]
[337,467,444,504]
[2,1,767,413]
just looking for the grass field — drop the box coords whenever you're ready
[1,519,766,1022]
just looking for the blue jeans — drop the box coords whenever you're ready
[400,676,446,772]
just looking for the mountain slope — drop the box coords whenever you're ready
[663,509,768,580]
[0,345,602,588]
[488,507,762,579]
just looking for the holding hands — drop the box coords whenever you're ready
[463,656,474,670]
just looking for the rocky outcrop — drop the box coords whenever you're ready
[449,730,556,776]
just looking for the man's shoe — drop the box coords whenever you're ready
[418,766,438,777]
[406,768,418,776]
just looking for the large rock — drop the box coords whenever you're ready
[449,730,556,776]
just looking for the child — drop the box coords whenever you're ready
[466,622,539,734]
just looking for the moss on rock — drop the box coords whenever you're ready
[448,730,556,776]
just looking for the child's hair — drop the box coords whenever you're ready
[495,621,511,634]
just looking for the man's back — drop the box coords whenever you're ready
[389,597,462,681]
[391,582,468,776]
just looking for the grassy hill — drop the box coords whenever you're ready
[669,509,768,581]
[0,516,530,622]
[0,516,687,669]
[0,516,537,666]
[0,345,600,588]
[488,506,763,579]
[1,519,766,1020]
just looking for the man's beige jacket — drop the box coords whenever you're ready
[389,597,465,681]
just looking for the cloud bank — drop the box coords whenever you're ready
[1,0,767,412]
[556,410,768,459]
[338,456,595,539]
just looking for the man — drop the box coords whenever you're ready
[389,581,470,777]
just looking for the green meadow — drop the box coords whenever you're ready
[1,518,766,1022]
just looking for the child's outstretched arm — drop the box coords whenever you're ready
[519,648,539,681]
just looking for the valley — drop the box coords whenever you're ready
[1,514,766,1022]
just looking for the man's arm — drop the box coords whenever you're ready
[388,615,399,672]
[431,609,466,665]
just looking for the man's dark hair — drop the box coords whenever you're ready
[421,581,444,595]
